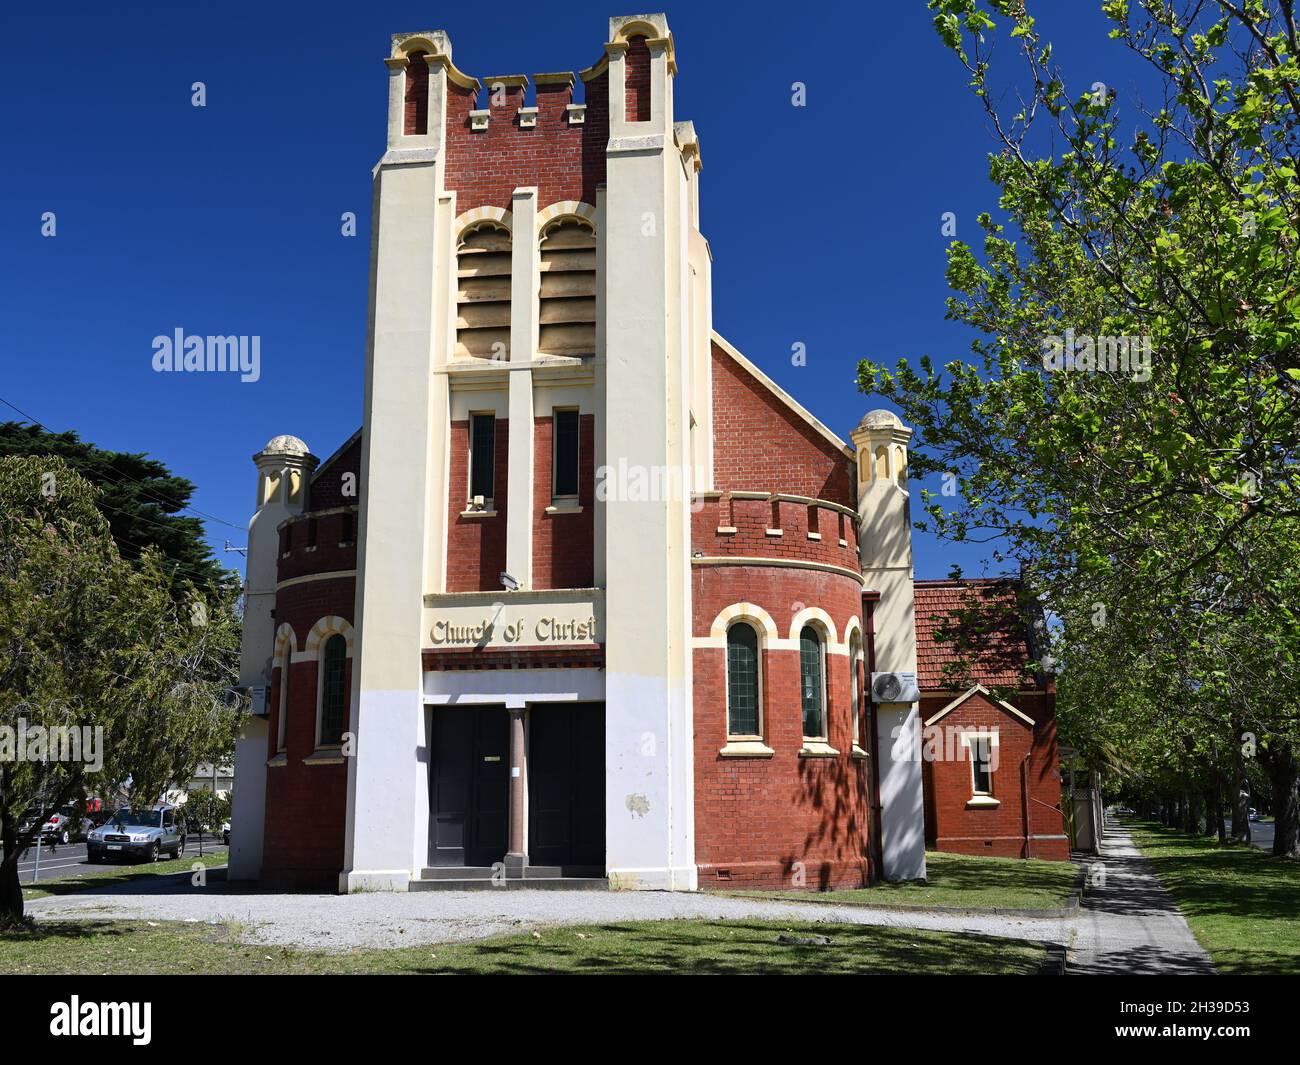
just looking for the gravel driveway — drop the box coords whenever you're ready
[27,877,1073,952]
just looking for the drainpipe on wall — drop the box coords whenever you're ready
[863,590,884,881]
[1021,748,1033,859]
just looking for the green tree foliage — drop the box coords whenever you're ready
[860,1,1300,855]
[0,422,229,589]
[0,457,241,921]
[183,786,232,834]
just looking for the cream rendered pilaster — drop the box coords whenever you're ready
[853,410,927,882]
[601,14,696,890]
[592,185,608,586]
[342,34,454,892]
[675,123,713,487]
[506,187,539,588]
[229,438,317,880]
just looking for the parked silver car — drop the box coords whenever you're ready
[16,806,86,846]
[86,806,186,863]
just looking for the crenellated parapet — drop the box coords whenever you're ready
[691,491,861,578]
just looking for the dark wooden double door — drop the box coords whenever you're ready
[427,704,604,870]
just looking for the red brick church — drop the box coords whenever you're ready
[228,13,1068,893]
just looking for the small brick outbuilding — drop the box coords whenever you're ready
[914,579,1069,861]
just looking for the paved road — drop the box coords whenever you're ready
[1069,819,1215,975]
[5,834,228,883]
[1249,820,1274,851]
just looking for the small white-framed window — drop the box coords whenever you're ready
[552,408,580,501]
[468,412,496,506]
[725,622,762,740]
[961,731,999,797]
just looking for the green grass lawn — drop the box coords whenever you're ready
[0,917,1047,975]
[22,851,229,902]
[728,850,1077,911]
[1126,818,1300,975]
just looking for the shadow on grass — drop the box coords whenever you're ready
[1124,817,1300,975]
[25,860,232,899]
[393,921,1045,976]
[1126,819,1300,922]
[871,853,1072,898]
[1,919,132,944]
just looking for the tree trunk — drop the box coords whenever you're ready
[1230,723,1251,843]
[1266,745,1300,859]
[0,814,24,923]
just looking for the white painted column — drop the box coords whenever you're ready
[228,718,267,880]
[592,186,608,587]
[601,15,696,890]
[506,187,538,589]
[341,45,450,890]
[854,413,926,882]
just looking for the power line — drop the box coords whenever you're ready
[0,394,245,531]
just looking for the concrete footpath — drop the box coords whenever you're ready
[28,879,1073,953]
[1069,820,1215,975]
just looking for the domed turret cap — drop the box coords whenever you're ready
[855,409,903,432]
[260,434,311,457]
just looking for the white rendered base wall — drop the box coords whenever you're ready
[340,688,423,893]
[227,716,268,881]
[876,703,928,881]
[603,671,697,891]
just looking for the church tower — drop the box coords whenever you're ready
[342,15,708,891]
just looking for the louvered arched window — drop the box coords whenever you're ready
[538,219,596,357]
[456,223,512,360]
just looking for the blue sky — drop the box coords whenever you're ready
[0,1,1147,580]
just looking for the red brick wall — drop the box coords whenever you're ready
[919,688,1069,861]
[447,418,509,592]
[624,36,651,122]
[404,51,428,135]
[711,341,854,505]
[309,433,361,511]
[692,563,871,890]
[443,71,609,214]
[263,575,355,888]
[532,413,595,589]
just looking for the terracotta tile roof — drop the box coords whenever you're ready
[914,578,1041,693]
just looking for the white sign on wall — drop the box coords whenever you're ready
[424,590,604,649]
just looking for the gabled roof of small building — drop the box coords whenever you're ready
[914,577,1045,693]
[923,683,1036,728]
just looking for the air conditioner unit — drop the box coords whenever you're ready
[870,671,919,704]
[225,685,269,716]
[248,685,269,716]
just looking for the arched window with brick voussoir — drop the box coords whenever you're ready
[317,634,348,747]
[800,625,827,741]
[726,622,761,740]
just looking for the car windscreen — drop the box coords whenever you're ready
[111,809,160,828]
